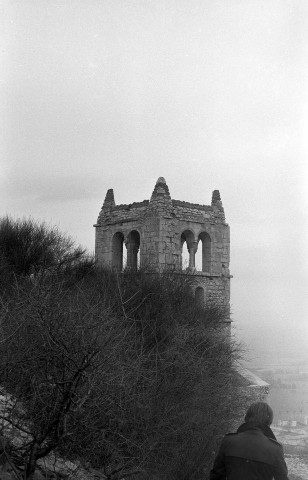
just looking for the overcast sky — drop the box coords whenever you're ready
[1,0,308,362]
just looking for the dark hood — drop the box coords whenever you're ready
[237,422,276,440]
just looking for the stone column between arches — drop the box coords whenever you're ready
[125,230,140,270]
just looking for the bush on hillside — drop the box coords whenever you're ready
[0,267,247,480]
[0,216,94,286]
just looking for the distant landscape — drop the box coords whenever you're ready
[249,350,308,478]
[252,357,308,424]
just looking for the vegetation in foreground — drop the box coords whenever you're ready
[0,217,248,480]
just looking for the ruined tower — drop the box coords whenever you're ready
[94,177,231,323]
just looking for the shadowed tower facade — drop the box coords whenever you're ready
[94,177,231,323]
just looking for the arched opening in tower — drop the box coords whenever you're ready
[195,286,205,305]
[195,245,202,271]
[112,232,124,272]
[126,230,140,271]
[181,241,190,269]
[198,232,211,273]
[180,230,195,270]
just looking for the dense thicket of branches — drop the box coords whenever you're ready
[0,216,93,285]
[0,218,247,480]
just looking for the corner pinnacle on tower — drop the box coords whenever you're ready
[150,177,171,202]
[103,188,115,209]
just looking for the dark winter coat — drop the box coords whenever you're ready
[210,423,289,480]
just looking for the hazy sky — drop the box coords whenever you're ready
[1,0,308,361]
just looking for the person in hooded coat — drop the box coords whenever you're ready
[210,402,289,480]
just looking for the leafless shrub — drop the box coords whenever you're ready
[0,216,94,287]
[0,268,246,480]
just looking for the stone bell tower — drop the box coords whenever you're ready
[94,177,231,321]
